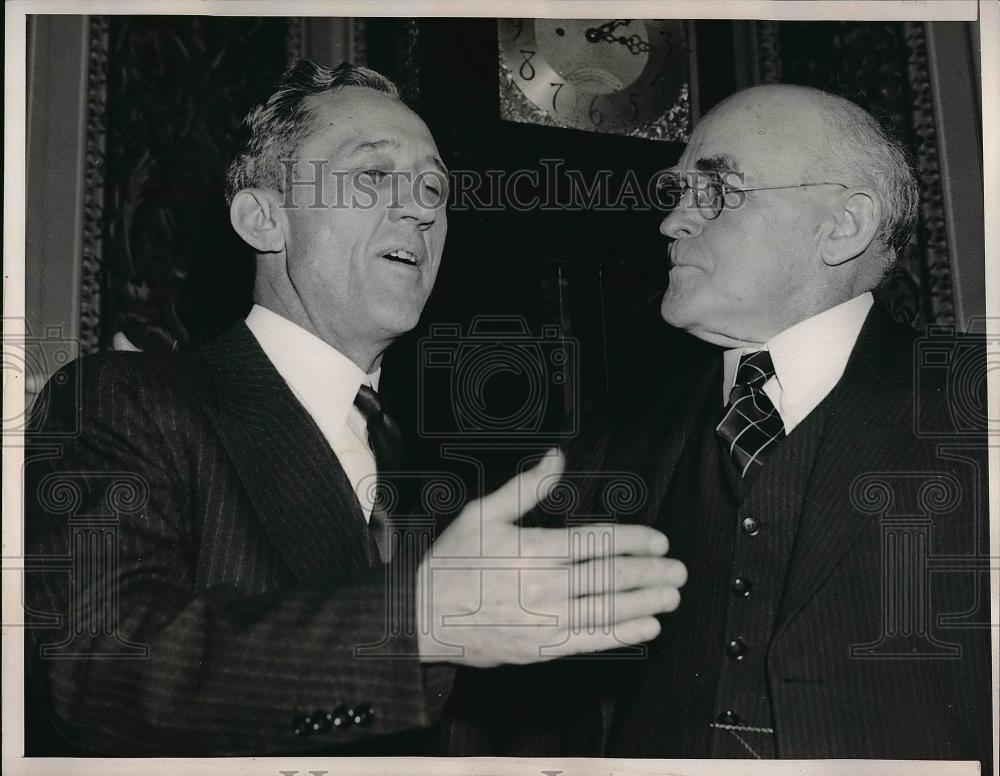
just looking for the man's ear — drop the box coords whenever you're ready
[820,188,881,267]
[230,189,286,254]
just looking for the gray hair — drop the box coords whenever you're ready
[817,98,920,272]
[224,59,400,204]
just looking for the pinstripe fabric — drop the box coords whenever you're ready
[654,307,990,763]
[607,366,751,758]
[25,323,453,755]
[436,351,719,757]
[708,385,828,758]
[443,305,992,767]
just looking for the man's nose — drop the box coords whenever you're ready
[388,173,438,228]
[659,194,705,240]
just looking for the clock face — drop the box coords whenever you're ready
[498,19,689,139]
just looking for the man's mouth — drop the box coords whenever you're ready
[382,248,420,267]
[668,243,697,270]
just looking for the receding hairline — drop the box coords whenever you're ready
[224,61,406,204]
[296,85,405,141]
[693,85,880,179]
[292,87,444,173]
[715,83,861,116]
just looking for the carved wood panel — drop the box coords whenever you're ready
[765,20,953,327]
[100,16,289,350]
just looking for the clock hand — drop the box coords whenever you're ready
[584,20,651,54]
[621,34,652,55]
[585,19,629,43]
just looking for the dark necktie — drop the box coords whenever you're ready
[715,350,786,477]
[353,384,409,562]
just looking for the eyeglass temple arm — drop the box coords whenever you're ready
[726,181,849,194]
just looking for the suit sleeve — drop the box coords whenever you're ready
[24,357,453,755]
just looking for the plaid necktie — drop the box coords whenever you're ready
[353,385,409,562]
[716,350,786,477]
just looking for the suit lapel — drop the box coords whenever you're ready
[774,305,914,636]
[596,355,720,753]
[195,323,373,580]
[601,361,722,527]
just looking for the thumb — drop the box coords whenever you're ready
[474,448,565,525]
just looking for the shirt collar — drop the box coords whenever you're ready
[245,305,381,437]
[722,292,873,432]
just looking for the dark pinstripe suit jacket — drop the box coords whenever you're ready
[25,323,452,755]
[442,304,992,765]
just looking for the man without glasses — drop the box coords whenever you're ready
[23,59,688,755]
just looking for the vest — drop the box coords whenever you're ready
[608,364,828,758]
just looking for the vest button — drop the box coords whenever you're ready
[725,637,747,660]
[741,516,760,536]
[731,576,752,597]
[718,709,741,725]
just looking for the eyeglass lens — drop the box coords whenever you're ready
[655,172,729,219]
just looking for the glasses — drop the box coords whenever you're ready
[655,170,848,220]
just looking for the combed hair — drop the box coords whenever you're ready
[224,59,400,204]
[817,98,920,271]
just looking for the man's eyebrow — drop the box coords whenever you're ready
[347,139,398,154]
[344,140,448,175]
[430,155,449,176]
[694,154,742,175]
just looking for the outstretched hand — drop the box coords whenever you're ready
[416,449,686,667]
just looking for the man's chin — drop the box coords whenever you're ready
[660,298,745,348]
[373,302,423,340]
[659,292,697,331]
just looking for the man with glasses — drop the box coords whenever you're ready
[473,83,990,765]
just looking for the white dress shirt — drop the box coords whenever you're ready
[245,305,379,520]
[722,292,874,434]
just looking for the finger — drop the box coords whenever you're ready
[568,556,688,596]
[517,524,669,560]
[547,616,663,658]
[473,448,565,525]
[571,585,681,628]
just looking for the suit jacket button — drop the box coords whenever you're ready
[731,577,752,597]
[350,705,376,727]
[741,516,760,536]
[330,705,350,729]
[725,637,747,660]
[310,709,331,733]
[292,713,311,737]
[718,709,740,725]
